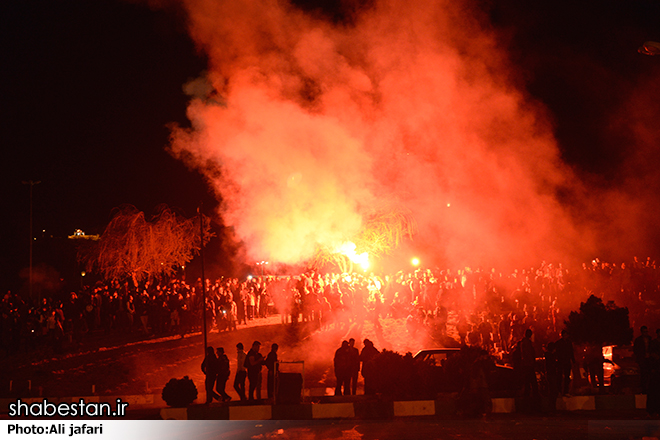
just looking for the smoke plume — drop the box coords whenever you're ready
[166,0,596,269]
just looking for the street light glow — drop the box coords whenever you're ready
[411,257,420,267]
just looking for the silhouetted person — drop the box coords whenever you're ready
[347,338,360,395]
[234,342,247,401]
[201,346,221,403]
[360,339,379,395]
[264,343,279,400]
[499,313,512,352]
[334,340,350,396]
[457,315,470,345]
[459,346,492,417]
[215,347,232,402]
[544,341,559,399]
[634,326,653,393]
[647,329,660,416]
[520,329,538,397]
[554,329,575,396]
[477,318,493,350]
[246,340,264,400]
[585,343,605,393]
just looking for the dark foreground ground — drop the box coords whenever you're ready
[2,315,656,440]
[66,415,658,440]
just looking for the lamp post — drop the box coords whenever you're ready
[198,205,207,355]
[256,260,268,277]
[22,180,40,303]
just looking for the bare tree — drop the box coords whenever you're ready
[79,204,212,283]
[312,208,416,273]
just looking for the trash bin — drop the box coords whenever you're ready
[277,372,303,404]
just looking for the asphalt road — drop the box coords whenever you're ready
[98,416,660,440]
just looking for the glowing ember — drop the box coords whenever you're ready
[336,241,370,272]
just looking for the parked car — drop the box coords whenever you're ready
[413,348,461,364]
[413,348,517,395]
[603,345,640,391]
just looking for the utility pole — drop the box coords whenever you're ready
[22,180,40,303]
[199,205,207,355]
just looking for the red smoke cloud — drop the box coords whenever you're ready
[165,0,596,269]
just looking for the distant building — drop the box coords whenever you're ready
[67,229,99,241]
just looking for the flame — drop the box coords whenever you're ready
[336,241,370,272]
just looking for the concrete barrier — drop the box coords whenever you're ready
[312,403,355,419]
[2,392,648,419]
[229,405,272,420]
[557,395,596,411]
[393,400,435,417]
[595,394,635,411]
[160,408,187,420]
[636,394,647,409]
[491,398,515,413]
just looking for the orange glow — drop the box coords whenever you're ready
[336,241,370,272]
[411,257,420,267]
[165,0,608,269]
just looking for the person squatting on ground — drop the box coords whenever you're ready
[215,347,232,402]
[234,342,247,401]
[201,346,221,404]
[246,340,265,400]
[264,343,279,400]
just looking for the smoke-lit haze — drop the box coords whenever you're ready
[166,0,596,269]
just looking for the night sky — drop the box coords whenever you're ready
[2,0,659,291]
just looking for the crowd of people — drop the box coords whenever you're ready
[3,257,660,409]
[333,337,379,396]
[0,276,276,356]
[201,340,279,403]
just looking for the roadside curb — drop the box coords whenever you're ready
[159,394,650,420]
[0,393,647,419]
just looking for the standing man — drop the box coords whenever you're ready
[264,343,279,400]
[333,340,349,396]
[520,329,538,397]
[647,329,660,416]
[215,347,232,402]
[360,339,379,395]
[234,342,247,401]
[499,313,512,353]
[634,326,653,394]
[201,346,221,404]
[347,338,360,395]
[246,340,265,401]
[554,329,575,396]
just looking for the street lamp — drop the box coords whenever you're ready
[22,180,40,303]
[256,261,269,276]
